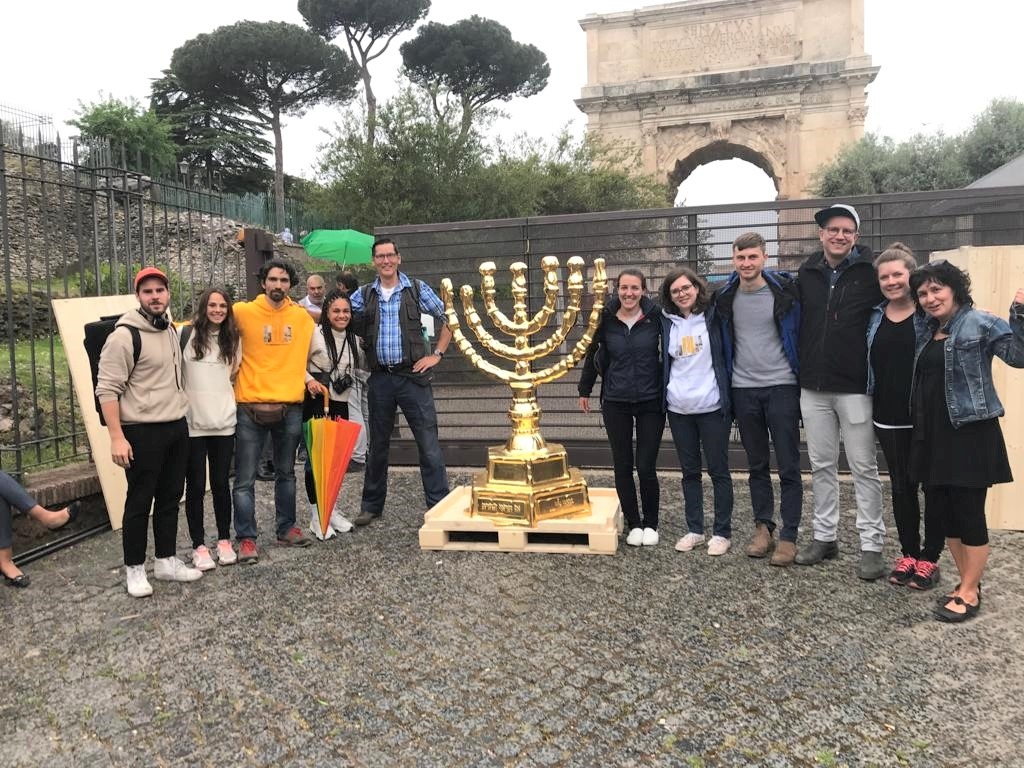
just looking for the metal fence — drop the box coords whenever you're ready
[376,186,1024,467]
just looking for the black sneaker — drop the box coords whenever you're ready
[888,556,917,586]
[909,560,940,591]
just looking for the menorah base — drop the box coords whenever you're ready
[471,442,591,526]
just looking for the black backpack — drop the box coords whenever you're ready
[83,315,141,426]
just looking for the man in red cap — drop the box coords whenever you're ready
[96,266,202,597]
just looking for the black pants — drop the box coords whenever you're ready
[184,434,235,548]
[601,398,665,530]
[925,485,989,546]
[121,419,189,566]
[876,426,943,561]
[304,399,349,506]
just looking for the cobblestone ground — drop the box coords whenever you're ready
[4,468,1024,767]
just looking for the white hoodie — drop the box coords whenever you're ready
[665,312,720,415]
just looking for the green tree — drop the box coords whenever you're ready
[400,16,550,143]
[70,96,177,175]
[961,98,1024,180]
[298,0,431,148]
[150,71,274,194]
[169,20,360,228]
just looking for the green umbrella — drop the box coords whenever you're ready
[300,229,374,266]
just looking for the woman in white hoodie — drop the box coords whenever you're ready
[182,288,241,570]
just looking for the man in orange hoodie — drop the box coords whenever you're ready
[232,259,315,562]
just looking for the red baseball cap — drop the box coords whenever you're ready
[134,266,169,291]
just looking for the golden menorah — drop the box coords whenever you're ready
[440,256,607,526]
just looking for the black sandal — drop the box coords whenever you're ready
[4,573,30,588]
[934,595,980,623]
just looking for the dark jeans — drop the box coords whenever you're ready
[185,434,235,548]
[303,400,349,506]
[600,398,665,530]
[732,386,802,542]
[877,426,942,561]
[233,404,303,540]
[121,419,189,566]
[667,409,733,538]
[362,372,449,515]
[0,470,38,550]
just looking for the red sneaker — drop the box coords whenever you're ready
[909,560,940,591]
[888,556,916,586]
[238,538,259,564]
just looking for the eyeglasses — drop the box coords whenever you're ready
[670,285,695,295]
[373,252,399,261]
[824,226,856,237]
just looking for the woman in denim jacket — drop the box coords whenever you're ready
[908,260,1024,623]
[866,244,939,589]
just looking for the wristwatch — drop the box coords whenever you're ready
[433,348,445,358]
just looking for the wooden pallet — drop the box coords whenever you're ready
[419,486,622,555]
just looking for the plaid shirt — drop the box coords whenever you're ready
[350,272,446,367]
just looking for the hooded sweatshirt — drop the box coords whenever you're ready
[183,329,239,436]
[233,294,315,404]
[95,309,188,424]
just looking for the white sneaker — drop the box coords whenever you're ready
[125,564,153,598]
[330,510,354,533]
[309,506,337,541]
[216,540,237,565]
[625,527,644,547]
[153,556,202,582]
[674,532,706,552]
[707,535,732,556]
[641,528,659,546]
[192,545,216,571]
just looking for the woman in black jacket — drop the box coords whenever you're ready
[579,269,665,547]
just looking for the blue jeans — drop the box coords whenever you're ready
[667,410,733,538]
[233,404,303,540]
[362,372,449,515]
[732,386,802,542]
[0,470,39,550]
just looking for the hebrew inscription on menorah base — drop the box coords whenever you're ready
[441,256,607,527]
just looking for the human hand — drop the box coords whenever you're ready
[306,379,327,396]
[412,354,441,374]
[579,396,590,414]
[1014,288,1024,305]
[111,436,133,469]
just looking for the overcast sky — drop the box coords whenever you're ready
[3,0,1020,205]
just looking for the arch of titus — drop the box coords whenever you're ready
[576,0,878,199]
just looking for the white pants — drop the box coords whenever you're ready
[800,389,885,552]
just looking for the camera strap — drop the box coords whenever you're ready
[327,330,351,378]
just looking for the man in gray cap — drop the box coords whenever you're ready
[794,204,886,580]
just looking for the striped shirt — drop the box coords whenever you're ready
[350,272,446,366]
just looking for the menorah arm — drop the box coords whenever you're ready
[522,300,605,386]
[461,286,577,362]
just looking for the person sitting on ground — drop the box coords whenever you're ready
[0,471,79,588]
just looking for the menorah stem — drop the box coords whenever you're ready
[505,385,547,453]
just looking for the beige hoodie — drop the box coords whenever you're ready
[95,309,188,425]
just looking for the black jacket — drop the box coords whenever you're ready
[578,295,663,403]
[797,245,881,393]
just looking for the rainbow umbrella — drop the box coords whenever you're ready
[304,393,362,538]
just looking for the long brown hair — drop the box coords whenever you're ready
[189,288,240,365]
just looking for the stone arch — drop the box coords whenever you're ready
[667,140,781,195]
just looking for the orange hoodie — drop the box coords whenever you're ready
[233,295,314,403]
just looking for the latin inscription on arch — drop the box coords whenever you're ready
[647,13,798,73]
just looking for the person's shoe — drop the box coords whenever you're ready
[934,595,980,623]
[256,462,275,481]
[347,459,365,473]
[707,535,731,556]
[641,528,659,546]
[908,560,940,591]
[353,510,380,527]
[745,523,775,558]
[769,540,797,567]
[192,545,216,572]
[237,538,259,564]
[216,540,237,566]
[625,527,644,547]
[674,532,706,552]
[308,505,336,541]
[125,565,152,598]
[154,556,203,582]
[330,510,355,533]
[888,556,918,586]
[857,550,886,581]
[4,572,30,588]
[277,526,313,547]
[795,539,839,565]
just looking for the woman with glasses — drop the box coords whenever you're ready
[866,244,940,589]
[660,268,734,556]
[579,269,665,547]
[908,260,1024,622]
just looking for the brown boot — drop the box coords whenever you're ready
[745,523,775,558]
[770,540,797,567]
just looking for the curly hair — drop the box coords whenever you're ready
[318,289,363,370]
[909,260,974,310]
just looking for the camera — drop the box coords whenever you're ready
[332,373,354,395]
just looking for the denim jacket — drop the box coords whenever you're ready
[911,303,1024,428]
[865,301,929,395]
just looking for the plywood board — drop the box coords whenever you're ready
[51,295,139,530]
